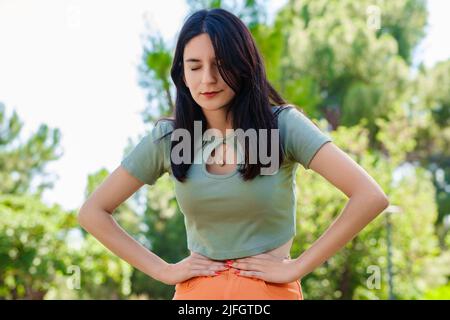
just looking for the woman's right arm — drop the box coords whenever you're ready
[77,165,169,282]
[77,165,229,285]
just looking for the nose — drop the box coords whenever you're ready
[201,66,217,84]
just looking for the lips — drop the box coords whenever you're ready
[201,90,221,94]
[201,90,221,98]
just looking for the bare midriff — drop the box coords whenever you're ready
[189,237,293,261]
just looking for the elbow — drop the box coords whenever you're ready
[77,203,111,230]
[378,194,390,210]
[371,191,390,212]
[355,190,390,212]
[77,204,96,229]
[77,208,89,229]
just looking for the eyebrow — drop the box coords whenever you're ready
[184,57,217,63]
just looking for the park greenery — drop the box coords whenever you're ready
[1,0,449,299]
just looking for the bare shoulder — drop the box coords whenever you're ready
[80,165,145,214]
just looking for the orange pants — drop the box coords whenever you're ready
[172,266,304,300]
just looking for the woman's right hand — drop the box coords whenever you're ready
[156,252,230,285]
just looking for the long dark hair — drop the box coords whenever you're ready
[157,8,292,182]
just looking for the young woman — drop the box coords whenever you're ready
[78,8,389,300]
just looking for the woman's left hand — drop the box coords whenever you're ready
[230,253,301,283]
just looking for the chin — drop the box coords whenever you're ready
[198,101,227,110]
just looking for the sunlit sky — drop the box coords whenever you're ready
[0,0,449,212]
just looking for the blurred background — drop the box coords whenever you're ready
[0,0,449,300]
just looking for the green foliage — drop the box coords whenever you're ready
[0,192,135,300]
[0,194,75,299]
[411,60,450,227]
[2,0,449,300]
[0,102,62,196]
[60,235,134,299]
[263,0,417,133]
[130,174,188,299]
[293,119,447,299]
[424,282,450,300]
[131,0,449,300]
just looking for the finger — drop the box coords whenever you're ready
[193,260,229,268]
[232,261,264,272]
[236,270,264,279]
[190,269,222,277]
[191,264,229,271]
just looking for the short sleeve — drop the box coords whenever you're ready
[278,107,332,170]
[120,120,173,185]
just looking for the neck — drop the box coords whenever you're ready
[203,107,233,137]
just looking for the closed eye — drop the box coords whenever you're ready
[190,63,219,71]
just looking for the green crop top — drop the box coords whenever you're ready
[120,106,333,260]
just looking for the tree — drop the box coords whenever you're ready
[293,114,446,299]
[257,0,426,137]
[411,60,450,231]
[0,102,62,196]
[131,0,448,300]
[0,194,76,299]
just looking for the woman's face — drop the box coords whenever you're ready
[183,33,235,111]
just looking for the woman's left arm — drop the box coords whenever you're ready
[293,141,390,279]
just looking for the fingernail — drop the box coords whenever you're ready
[234,270,240,275]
